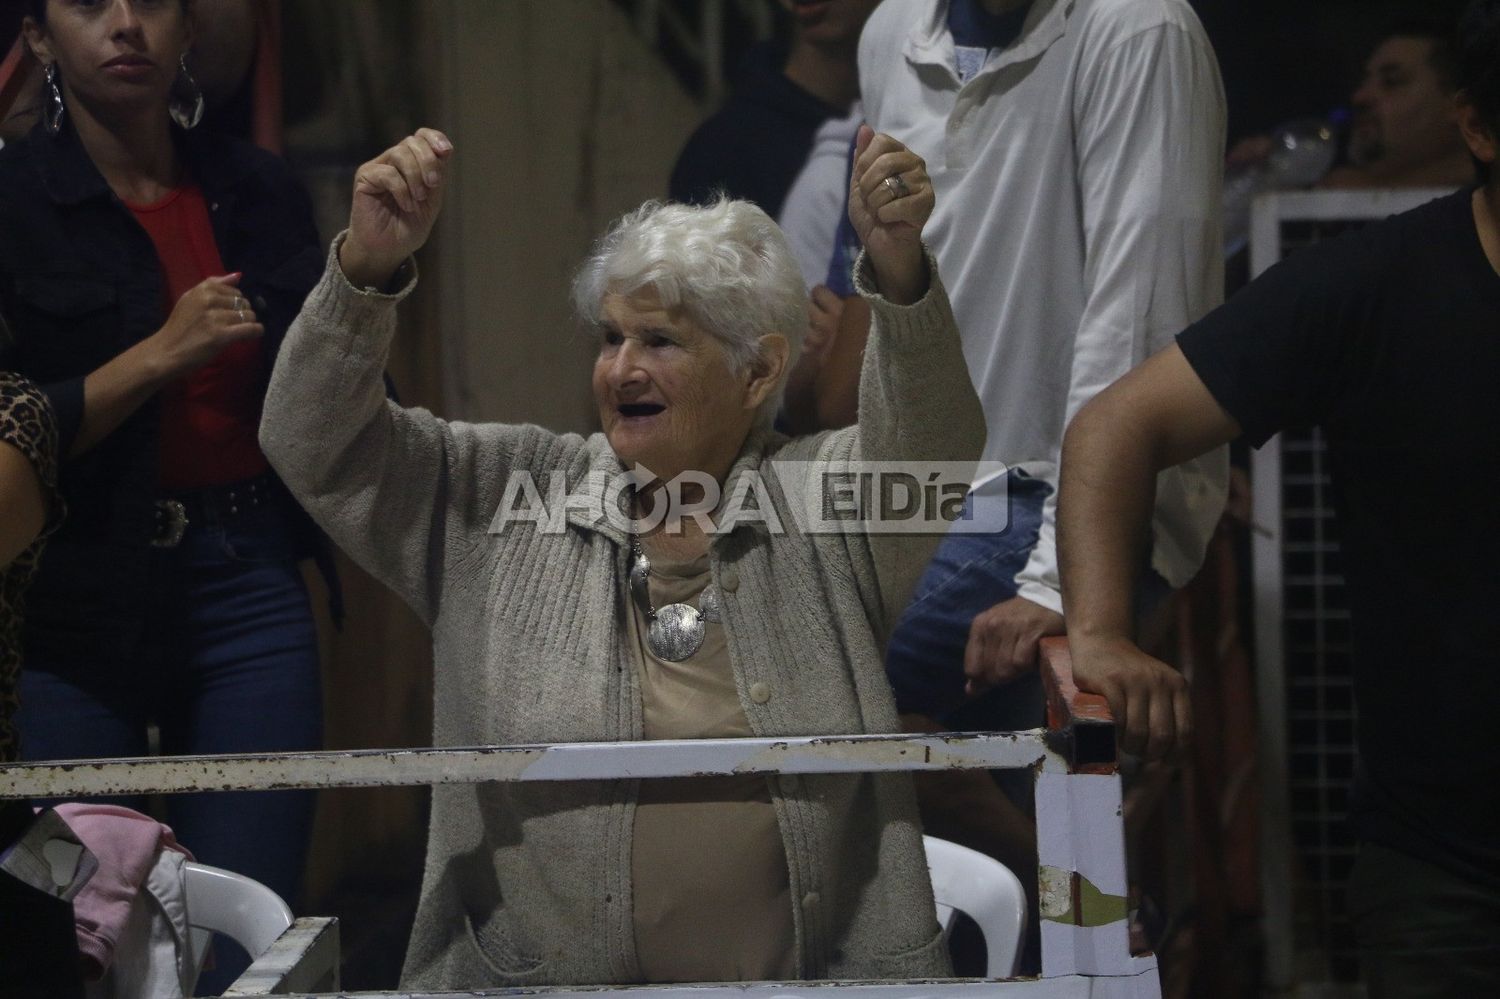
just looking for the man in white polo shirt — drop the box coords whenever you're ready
[865,0,1228,739]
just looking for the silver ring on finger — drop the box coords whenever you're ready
[237,306,247,324]
[884,174,910,199]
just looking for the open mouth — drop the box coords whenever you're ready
[618,403,666,419]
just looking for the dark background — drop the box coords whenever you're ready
[691,0,1479,146]
[3,0,1481,148]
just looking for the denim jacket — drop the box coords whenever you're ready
[0,119,337,660]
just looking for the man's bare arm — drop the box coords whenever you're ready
[1058,344,1241,760]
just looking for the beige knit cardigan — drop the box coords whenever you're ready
[260,238,986,988]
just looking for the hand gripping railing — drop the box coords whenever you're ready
[1,638,1156,997]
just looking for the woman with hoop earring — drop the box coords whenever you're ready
[0,0,330,954]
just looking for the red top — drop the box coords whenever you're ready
[126,184,268,491]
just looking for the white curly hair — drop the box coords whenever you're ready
[572,197,808,426]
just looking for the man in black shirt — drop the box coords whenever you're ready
[1056,2,1500,993]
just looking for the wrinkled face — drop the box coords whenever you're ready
[592,288,762,487]
[27,0,190,116]
[779,0,883,47]
[1349,37,1463,175]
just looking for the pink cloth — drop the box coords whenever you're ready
[51,803,193,980]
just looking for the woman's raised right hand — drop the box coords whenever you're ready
[147,273,262,380]
[340,128,454,290]
[848,126,933,306]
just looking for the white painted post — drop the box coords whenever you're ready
[1035,639,1161,998]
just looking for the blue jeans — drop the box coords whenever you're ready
[886,470,1170,729]
[16,494,322,913]
[886,470,1052,724]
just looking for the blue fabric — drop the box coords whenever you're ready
[886,469,1050,720]
[947,0,1030,50]
[947,0,1031,82]
[824,130,865,297]
[16,497,321,910]
[887,469,1172,725]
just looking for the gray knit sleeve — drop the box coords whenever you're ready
[260,234,570,626]
[829,246,987,636]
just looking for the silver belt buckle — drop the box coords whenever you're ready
[152,499,189,549]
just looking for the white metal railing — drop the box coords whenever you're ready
[1,732,1049,800]
[1,640,1156,997]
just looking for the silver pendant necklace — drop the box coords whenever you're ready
[628,535,721,662]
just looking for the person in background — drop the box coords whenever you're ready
[1228,19,1475,191]
[1,0,329,967]
[791,0,1226,893]
[1,0,260,144]
[1330,18,1475,188]
[669,0,878,220]
[812,0,1227,707]
[1057,3,1500,993]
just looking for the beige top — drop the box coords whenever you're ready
[627,545,796,983]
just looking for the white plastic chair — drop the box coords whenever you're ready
[923,834,1027,978]
[184,861,294,986]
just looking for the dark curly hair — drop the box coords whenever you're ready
[1458,0,1500,180]
[1379,17,1462,94]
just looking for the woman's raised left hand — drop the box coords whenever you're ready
[340,128,454,290]
[848,126,934,306]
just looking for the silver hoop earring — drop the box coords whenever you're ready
[168,55,204,130]
[43,63,65,136]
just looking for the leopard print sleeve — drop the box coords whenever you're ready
[0,371,62,537]
[1,371,64,763]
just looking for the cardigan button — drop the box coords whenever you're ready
[801,891,820,909]
[749,682,771,705]
[720,566,740,592]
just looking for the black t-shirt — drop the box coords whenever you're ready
[668,44,842,218]
[1178,188,1500,887]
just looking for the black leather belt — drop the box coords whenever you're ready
[152,472,277,548]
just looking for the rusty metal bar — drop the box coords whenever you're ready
[0,731,1054,800]
[220,973,1159,998]
[1038,638,1117,774]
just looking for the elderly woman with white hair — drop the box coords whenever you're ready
[260,125,985,989]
